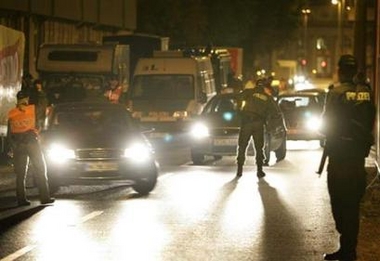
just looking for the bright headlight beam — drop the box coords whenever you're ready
[306,116,322,131]
[190,123,209,138]
[124,143,151,162]
[47,143,75,163]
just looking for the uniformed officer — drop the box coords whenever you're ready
[7,90,54,206]
[320,55,375,261]
[236,78,278,178]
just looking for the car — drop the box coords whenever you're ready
[41,102,159,195]
[296,88,328,107]
[189,93,287,165]
[277,91,324,145]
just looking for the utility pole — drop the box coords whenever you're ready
[353,0,367,72]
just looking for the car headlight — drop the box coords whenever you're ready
[306,116,322,131]
[46,143,75,164]
[123,143,151,162]
[190,122,209,138]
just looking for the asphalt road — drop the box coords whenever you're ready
[0,141,377,261]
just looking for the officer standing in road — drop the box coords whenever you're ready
[320,55,375,261]
[7,90,55,206]
[236,78,278,178]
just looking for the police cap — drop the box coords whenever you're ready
[338,54,358,69]
[16,90,29,100]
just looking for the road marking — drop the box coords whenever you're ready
[79,210,103,224]
[0,245,36,261]
[67,210,104,226]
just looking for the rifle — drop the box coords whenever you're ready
[316,146,327,176]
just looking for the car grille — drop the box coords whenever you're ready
[76,149,123,160]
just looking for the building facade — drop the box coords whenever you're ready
[0,0,136,77]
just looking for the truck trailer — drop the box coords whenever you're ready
[0,25,25,159]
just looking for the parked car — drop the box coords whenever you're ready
[277,91,324,145]
[189,93,287,165]
[41,102,159,195]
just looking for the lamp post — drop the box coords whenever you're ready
[331,0,346,55]
[301,8,311,74]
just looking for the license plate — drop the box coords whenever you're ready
[213,138,236,146]
[85,162,118,171]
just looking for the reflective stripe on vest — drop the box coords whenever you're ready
[8,105,36,133]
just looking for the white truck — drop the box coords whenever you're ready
[0,25,25,159]
[128,50,216,140]
[36,42,130,104]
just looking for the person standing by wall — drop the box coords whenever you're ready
[235,78,278,178]
[320,55,375,261]
[7,90,55,206]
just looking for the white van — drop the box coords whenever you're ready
[128,51,216,140]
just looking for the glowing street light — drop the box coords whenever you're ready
[331,0,346,55]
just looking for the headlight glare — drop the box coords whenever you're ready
[190,123,209,138]
[124,143,151,162]
[306,116,322,131]
[46,143,75,163]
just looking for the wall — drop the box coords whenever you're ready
[0,0,136,77]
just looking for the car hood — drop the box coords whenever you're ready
[42,128,144,149]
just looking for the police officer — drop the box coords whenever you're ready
[236,78,278,178]
[7,90,54,206]
[321,55,375,261]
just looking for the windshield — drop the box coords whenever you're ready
[203,96,238,114]
[51,108,131,133]
[278,96,320,111]
[131,75,194,100]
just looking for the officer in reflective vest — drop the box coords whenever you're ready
[236,78,278,178]
[320,55,375,261]
[7,90,54,206]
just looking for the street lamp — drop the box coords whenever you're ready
[331,0,346,55]
[301,8,311,74]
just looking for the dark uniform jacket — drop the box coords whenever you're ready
[237,87,278,124]
[321,81,375,158]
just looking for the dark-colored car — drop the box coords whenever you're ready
[277,91,324,145]
[189,93,287,165]
[41,102,159,195]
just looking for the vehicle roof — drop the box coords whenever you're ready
[278,91,321,98]
[210,93,239,99]
[52,102,126,111]
[296,88,327,94]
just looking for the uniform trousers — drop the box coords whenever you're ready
[327,156,367,256]
[237,120,265,169]
[13,139,51,202]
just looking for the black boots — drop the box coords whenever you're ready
[236,165,243,177]
[236,164,266,178]
[257,165,266,178]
